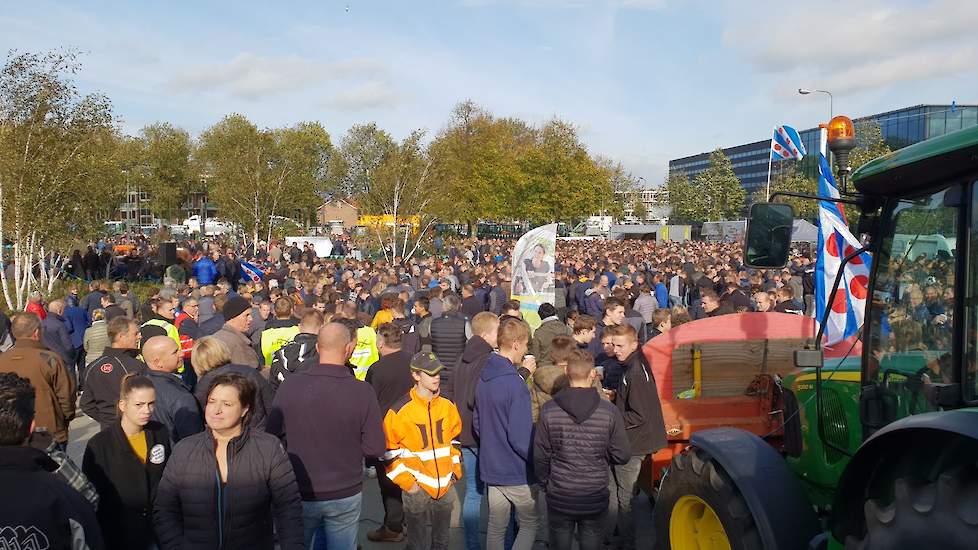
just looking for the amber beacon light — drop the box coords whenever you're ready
[827,115,856,192]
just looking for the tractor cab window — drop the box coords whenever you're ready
[868,187,959,414]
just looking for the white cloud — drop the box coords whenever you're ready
[723,0,978,94]
[328,81,401,110]
[169,53,386,99]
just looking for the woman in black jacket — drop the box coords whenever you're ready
[153,372,304,550]
[82,374,171,550]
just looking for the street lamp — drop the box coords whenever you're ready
[798,88,833,120]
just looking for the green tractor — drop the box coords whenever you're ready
[655,120,978,549]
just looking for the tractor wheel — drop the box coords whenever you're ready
[654,447,763,550]
[845,463,978,550]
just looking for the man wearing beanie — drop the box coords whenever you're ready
[214,295,260,369]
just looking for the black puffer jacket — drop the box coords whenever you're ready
[429,311,468,401]
[83,421,170,550]
[153,428,304,550]
[533,387,631,516]
[269,332,319,393]
[195,364,275,430]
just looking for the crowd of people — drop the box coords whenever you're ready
[0,235,819,550]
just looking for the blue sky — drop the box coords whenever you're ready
[3,0,976,185]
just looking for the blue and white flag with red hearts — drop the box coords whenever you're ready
[771,125,806,161]
[814,131,871,345]
[239,260,264,283]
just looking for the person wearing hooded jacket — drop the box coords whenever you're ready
[269,309,323,393]
[473,318,538,550]
[534,349,631,550]
[450,311,501,550]
[529,303,571,362]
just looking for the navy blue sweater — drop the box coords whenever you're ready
[473,353,534,486]
[267,363,386,501]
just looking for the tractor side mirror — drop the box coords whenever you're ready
[744,202,794,269]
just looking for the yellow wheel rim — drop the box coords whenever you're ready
[669,495,732,550]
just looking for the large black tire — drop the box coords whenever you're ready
[845,463,978,549]
[654,447,763,550]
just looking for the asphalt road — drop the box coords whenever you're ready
[67,415,656,549]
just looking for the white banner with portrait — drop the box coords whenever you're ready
[511,223,557,330]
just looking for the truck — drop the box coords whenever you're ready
[653,119,978,549]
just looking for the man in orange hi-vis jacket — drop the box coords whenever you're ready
[382,352,462,550]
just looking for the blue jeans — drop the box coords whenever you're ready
[303,493,362,550]
[461,447,515,550]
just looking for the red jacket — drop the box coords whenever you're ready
[26,301,47,320]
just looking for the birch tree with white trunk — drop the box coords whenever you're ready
[0,50,125,309]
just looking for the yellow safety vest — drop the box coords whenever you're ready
[141,318,183,373]
[350,326,379,380]
[141,319,181,348]
[261,324,301,366]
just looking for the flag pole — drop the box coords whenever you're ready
[765,130,774,201]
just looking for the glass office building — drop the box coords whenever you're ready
[669,104,978,196]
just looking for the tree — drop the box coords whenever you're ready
[768,165,819,219]
[129,122,194,221]
[359,130,451,262]
[695,149,746,221]
[595,155,640,218]
[516,119,612,224]
[849,120,892,174]
[0,50,126,308]
[632,199,647,221]
[328,122,394,200]
[428,102,531,229]
[196,115,332,247]
[666,171,698,222]
[668,150,745,222]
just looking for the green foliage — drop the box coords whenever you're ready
[516,119,612,224]
[0,49,126,246]
[428,101,614,225]
[632,198,647,221]
[128,122,195,220]
[596,156,640,218]
[668,149,745,222]
[768,165,819,220]
[196,114,332,245]
[328,122,395,200]
[849,120,892,173]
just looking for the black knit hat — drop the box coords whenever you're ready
[222,296,251,321]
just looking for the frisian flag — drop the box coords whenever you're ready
[771,125,806,161]
[239,260,265,283]
[814,131,872,345]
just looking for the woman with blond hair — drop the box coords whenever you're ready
[191,336,274,430]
